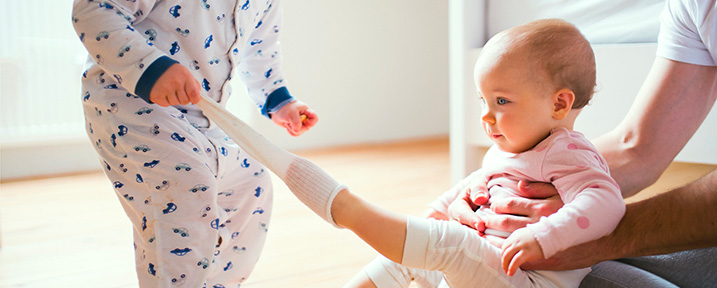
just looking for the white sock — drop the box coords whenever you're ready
[201,102,345,226]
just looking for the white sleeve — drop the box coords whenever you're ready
[72,0,167,95]
[237,0,294,117]
[656,0,716,66]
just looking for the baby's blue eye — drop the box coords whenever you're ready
[497,98,509,105]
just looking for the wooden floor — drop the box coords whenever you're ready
[0,137,714,288]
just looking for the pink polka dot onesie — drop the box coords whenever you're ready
[72,0,296,287]
[363,128,626,288]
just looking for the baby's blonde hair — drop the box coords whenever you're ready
[491,19,596,108]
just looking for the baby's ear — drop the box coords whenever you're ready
[552,89,575,120]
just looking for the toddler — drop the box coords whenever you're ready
[72,0,316,287]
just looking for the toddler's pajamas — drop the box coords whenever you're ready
[72,0,294,286]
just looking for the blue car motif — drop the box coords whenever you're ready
[241,0,250,10]
[106,102,118,113]
[110,134,117,147]
[175,163,191,171]
[170,248,191,256]
[96,31,109,41]
[134,145,151,152]
[163,202,177,214]
[83,91,91,102]
[169,5,181,18]
[155,180,169,190]
[99,2,114,9]
[172,227,189,237]
[211,218,220,229]
[136,173,144,183]
[144,160,159,168]
[264,68,272,78]
[117,125,128,136]
[241,158,250,168]
[202,78,211,91]
[252,207,264,215]
[150,124,160,135]
[204,35,213,49]
[250,39,262,46]
[171,274,186,285]
[104,84,118,89]
[223,262,233,271]
[171,132,185,142]
[189,184,209,193]
[144,29,157,41]
[218,189,235,197]
[118,45,131,57]
[148,263,156,276]
[175,27,190,37]
[197,258,209,269]
[135,107,153,115]
[170,41,180,55]
[114,181,124,188]
[199,205,211,217]
[254,187,263,197]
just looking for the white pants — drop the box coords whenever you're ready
[84,90,272,288]
[364,216,590,288]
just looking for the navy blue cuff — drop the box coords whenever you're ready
[135,56,179,103]
[261,86,295,118]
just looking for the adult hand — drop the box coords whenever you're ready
[447,180,564,234]
[149,63,202,107]
[270,100,318,136]
[520,237,605,271]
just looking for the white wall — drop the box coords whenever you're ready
[0,1,450,180]
[230,0,450,151]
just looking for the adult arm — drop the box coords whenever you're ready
[523,169,717,270]
[592,57,717,197]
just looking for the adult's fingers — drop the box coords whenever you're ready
[447,197,485,231]
[481,213,532,233]
[490,195,563,220]
[518,180,558,199]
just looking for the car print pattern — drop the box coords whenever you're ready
[72,0,283,286]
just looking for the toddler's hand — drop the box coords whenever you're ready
[270,100,317,136]
[149,63,202,107]
[501,227,544,276]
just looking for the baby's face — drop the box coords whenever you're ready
[473,51,557,153]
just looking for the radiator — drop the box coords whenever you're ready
[1,1,98,179]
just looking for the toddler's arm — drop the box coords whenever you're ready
[72,0,174,102]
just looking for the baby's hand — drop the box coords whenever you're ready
[270,100,317,136]
[501,227,544,276]
[149,63,202,107]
